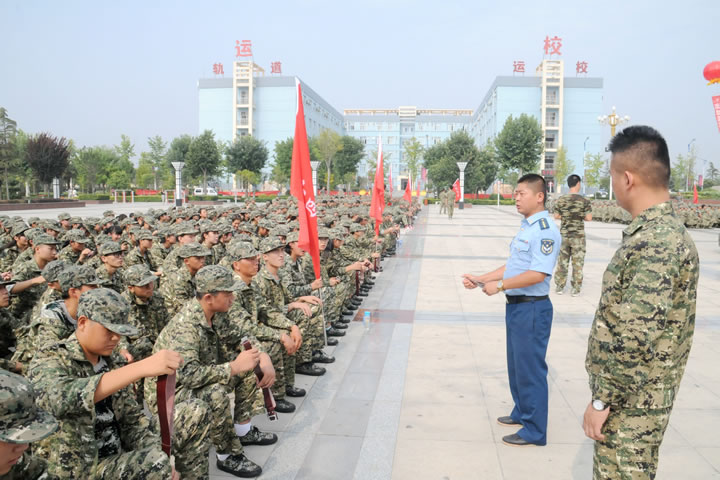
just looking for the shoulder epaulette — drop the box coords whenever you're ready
[539,217,550,230]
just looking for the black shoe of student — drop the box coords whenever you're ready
[296,362,326,376]
[341,310,355,316]
[274,398,296,413]
[327,327,346,337]
[346,303,358,311]
[356,291,369,297]
[331,321,348,329]
[286,385,306,397]
[312,350,336,363]
[338,317,352,324]
[326,337,339,346]
[360,286,371,292]
[216,454,262,478]
[239,426,278,446]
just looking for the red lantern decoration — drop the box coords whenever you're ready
[704,61,720,85]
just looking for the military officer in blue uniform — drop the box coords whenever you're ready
[463,173,561,447]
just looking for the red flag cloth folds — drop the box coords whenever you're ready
[403,173,412,202]
[290,80,321,279]
[388,169,393,194]
[693,183,698,204]
[452,179,461,202]
[370,140,385,235]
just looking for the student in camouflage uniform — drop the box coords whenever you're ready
[147,266,276,479]
[121,265,168,362]
[159,242,211,318]
[27,289,181,479]
[148,226,176,271]
[583,126,700,480]
[162,223,198,273]
[553,174,593,296]
[0,369,59,480]
[0,224,29,274]
[0,282,22,375]
[438,189,447,214]
[199,221,221,265]
[26,260,70,334]
[56,229,94,265]
[95,241,126,294]
[123,230,157,272]
[10,228,44,269]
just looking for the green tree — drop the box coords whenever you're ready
[583,153,607,190]
[225,135,268,176]
[25,133,72,194]
[334,136,364,180]
[108,170,131,189]
[270,137,293,185]
[553,146,574,194]
[185,130,221,190]
[706,162,719,182]
[494,114,544,174]
[166,134,193,189]
[135,152,155,188]
[72,146,117,193]
[112,134,136,176]
[147,135,167,189]
[671,151,695,192]
[313,129,343,191]
[403,137,424,182]
[423,131,497,195]
[0,108,18,200]
[236,169,260,195]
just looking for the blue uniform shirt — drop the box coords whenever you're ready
[503,210,562,296]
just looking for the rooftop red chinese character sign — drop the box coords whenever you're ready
[271,61,282,74]
[213,63,224,75]
[236,40,252,58]
[543,36,562,56]
[576,61,588,75]
[513,61,525,74]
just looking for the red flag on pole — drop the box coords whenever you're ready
[370,138,385,235]
[452,178,461,202]
[403,172,412,202]
[388,168,393,195]
[693,183,699,204]
[416,176,420,200]
[290,79,321,279]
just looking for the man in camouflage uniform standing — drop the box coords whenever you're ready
[584,126,699,479]
[553,174,593,296]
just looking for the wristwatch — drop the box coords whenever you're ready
[497,280,505,292]
[591,399,607,411]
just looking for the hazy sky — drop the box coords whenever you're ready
[1,0,718,172]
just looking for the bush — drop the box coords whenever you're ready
[135,195,163,202]
[78,194,110,200]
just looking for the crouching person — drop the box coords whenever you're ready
[27,288,182,479]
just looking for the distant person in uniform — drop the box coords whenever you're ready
[447,187,455,219]
[438,189,447,215]
[584,126,699,479]
[553,174,592,296]
[462,173,561,447]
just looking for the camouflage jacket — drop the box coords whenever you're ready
[586,202,699,409]
[11,247,34,269]
[278,256,313,298]
[148,243,171,271]
[251,268,296,330]
[95,265,125,294]
[0,246,21,273]
[0,308,17,373]
[57,245,84,265]
[9,258,45,326]
[16,300,76,365]
[145,299,234,414]
[158,264,195,318]
[161,246,184,274]
[554,194,592,236]
[123,247,157,271]
[0,453,57,480]
[28,334,161,478]
[121,291,169,361]
[211,242,226,265]
[230,272,288,341]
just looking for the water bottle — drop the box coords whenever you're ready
[363,311,371,331]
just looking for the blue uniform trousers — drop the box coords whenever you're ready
[505,298,553,444]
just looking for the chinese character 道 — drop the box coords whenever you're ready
[543,36,562,56]
[236,40,252,58]
[513,61,525,73]
[271,61,282,74]
[213,63,224,75]
[576,61,588,74]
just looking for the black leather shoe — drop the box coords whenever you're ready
[502,433,543,447]
[312,350,335,363]
[216,454,262,477]
[497,416,521,427]
[356,292,369,297]
[327,327,346,337]
[326,337,339,346]
[274,398,296,413]
[239,426,278,446]
[338,317,351,324]
[346,304,358,311]
[296,362,326,376]
[285,385,306,397]
[341,310,355,316]
[331,321,348,329]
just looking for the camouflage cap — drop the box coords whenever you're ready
[195,265,242,294]
[259,236,286,254]
[199,221,219,234]
[77,288,137,336]
[124,264,157,287]
[102,210,115,217]
[40,220,62,232]
[258,219,274,230]
[69,216,83,225]
[41,260,71,283]
[227,241,259,261]
[135,230,153,241]
[218,221,233,235]
[65,229,90,243]
[24,227,44,243]
[58,265,99,295]
[317,227,330,239]
[0,370,58,444]
[349,223,364,233]
[174,223,198,237]
[99,241,123,256]
[27,217,41,225]
[33,233,61,246]
[286,231,299,243]
[10,223,29,237]
[270,225,290,237]
[57,213,71,221]
[177,242,212,258]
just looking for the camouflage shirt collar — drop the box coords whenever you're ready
[188,299,215,330]
[232,272,251,291]
[259,266,280,283]
[623,202,674,237]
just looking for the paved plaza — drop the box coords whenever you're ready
[4,202,719,479]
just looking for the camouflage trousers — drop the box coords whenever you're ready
[93,444,171,479]
[593,407,672,480]
[554,236,586,291]
[439,201,447,214]
[259,338,287,400]
[315,285,339,325]
[171,397,214,480]
[447,203,454,219]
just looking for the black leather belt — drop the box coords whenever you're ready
[506,295,549,304]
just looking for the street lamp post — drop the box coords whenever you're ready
[583,136,590,195]
[598,106,630,200]
[687,139,696,191]
[171,162,185,207]
[457,161,468,210]
[310,161,320,196]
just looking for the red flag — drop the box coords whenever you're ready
[403,173,412,202]
[290,80,321,279]
[416,176,420,200]
[452,179,461,202]
[693,183,698,204]
[388,168,393,194]
[370,138,385,235]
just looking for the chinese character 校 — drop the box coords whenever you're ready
[513,61,525,74]
[576,61,588,75]
[271,61,282,74]
[213,63,224,75]
[235,40,252,58]
[543,36,562,56]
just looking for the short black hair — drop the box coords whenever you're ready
[608,125,670,188]
[517,173,547,207]
[567,174,582,188]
